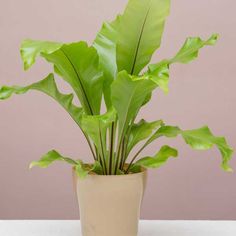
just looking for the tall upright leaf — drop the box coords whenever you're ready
[21,40,103,115]
[147,34,219,93]
[93,16,121,108]
[116,0,170,75]
[0,74,83,126]
[111,71,158,141]
[80,109,116,173]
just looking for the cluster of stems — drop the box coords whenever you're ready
[83,118,146,175]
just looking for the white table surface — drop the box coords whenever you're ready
[0,220,236,236]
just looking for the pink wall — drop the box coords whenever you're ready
[0,0,235,219]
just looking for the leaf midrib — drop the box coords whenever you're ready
[119,80,142,140]
[60,48,94,115]
[130,4,151,75]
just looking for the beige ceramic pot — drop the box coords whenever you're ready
[73,168,147,236]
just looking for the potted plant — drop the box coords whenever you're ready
[0,0,233,235]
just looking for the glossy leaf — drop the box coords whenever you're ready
[147,125,233,172]
[20,40,103,115]
[94,16,121,108]
[80,108,116,150]
[80,109,117,173]
[116,0,170,75]
[147,125,181,144]
[135,145,178,168]
[29,150,78,168]
[20,39,62,70]
[29,150,99,179]
[128,119,164,153]
[75,161,103,179]
[170,34,219,64]
[111,71,158,141]
[0,74,83,126]
[182,126,233,172]
[148,34,219,93]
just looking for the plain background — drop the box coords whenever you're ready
[0,0,235,220]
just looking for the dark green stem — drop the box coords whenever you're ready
[109,122,115,175]
[99,125,108,175]
[125,142,148,174]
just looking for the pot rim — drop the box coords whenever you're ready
[73,165,147,178]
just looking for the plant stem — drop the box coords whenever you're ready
[99,124,108,175]
[121,139,128,169]
[119,138,126,169]
[125,142,148,174]
[83,131,96,161]
[109,122,115,175]
[120,117,136,171]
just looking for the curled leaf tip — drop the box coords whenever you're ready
[222,163,233,173]
[207,33,219,45]
[29,162,37,169]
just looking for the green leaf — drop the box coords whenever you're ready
[75,162,89,179]
[128,119,164,153]
[147,125,233,172]
[147,34,219,93]
[20,39,63,70]
[111,71,158,141]
[29,150,77,168]
[20,40,103,115]
[116,0,170,75]
[93,15,121,108]
[90,161,104,175]
[29,149,98,179]
[147,61,170,93]
[170,34,219,64]
[0,74,83,126]
[75,161,104,178]
[181,126,233,172]
[147,125,181,144]
[80,108,116,153]
[135,145,178,168]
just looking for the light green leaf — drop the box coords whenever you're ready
[80,108,116,152]
[20,40,103,115]
[75,161,98,179]
[91,161,104,175]
[80,109,116,173]
[29,149,98,179]
[93,15,121,108]
[29,150,77,168]
[135,145,178,168]
[147,125,181,144]
[20,39,63,70]
[181,126,233,172]
[0,74,83,126]
[75,161,104,178]
[116,0,170,75]
[147,125,233,172]
[147,61,170,93]
[74,161,102,179]
[170,34,219,64]
[147,34,219,93]
[128,119,164,153]
[111,71,157,141]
